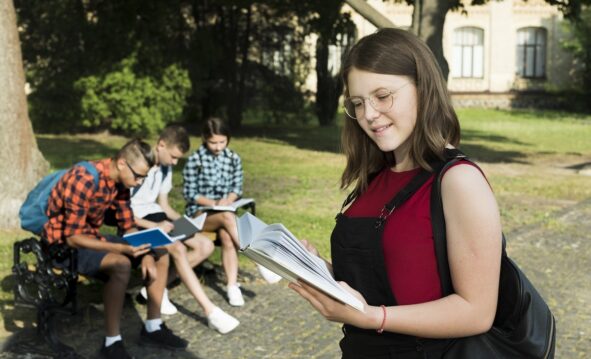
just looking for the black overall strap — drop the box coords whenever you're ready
[374,169,434,229]
[339,168,437,227]
[430,149,507,296]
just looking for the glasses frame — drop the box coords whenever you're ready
[343,82,411,120]
[125,161,148,181]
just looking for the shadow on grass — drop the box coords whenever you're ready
[235,124,342,153]
[37,137,121,169]
[461,129,529,164]
[236,124,531,164]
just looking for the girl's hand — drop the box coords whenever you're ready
[157,220,174,233]
[300,239,319,256]
[120,243,151,257]
[217,197,233,206]
[289,280,377,329]
[141,254,157,284]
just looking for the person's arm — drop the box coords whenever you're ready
[133,214,174,233]
[157,170,180,221]
[290,164,502,338]
[217,153,243,205]
[157,193,180,221]
[229,152,243,198]
[182,152,202,205]
[66,233,150,257]
[61,173,149,256]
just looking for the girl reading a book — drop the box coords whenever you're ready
[289,28,503,358]
[182,117,281,307]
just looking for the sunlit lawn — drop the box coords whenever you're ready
[1,108,591,306]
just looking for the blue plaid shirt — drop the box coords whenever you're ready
[183,145,244,217]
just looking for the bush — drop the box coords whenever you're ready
[75,55,191,136]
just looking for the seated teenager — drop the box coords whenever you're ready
[131,125,239,334]
[43,139,187,359]
[182,117,281,307]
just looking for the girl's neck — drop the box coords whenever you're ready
[390,146,416,172]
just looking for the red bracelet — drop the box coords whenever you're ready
[376,305,386,334]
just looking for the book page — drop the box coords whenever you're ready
[201,198,255,212]
[236,212,268,249]
[169,213,207,239]
[237,213,364,312]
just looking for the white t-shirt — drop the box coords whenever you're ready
[130,165,173,218]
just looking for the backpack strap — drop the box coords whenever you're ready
[130,165,169,198]
[430,149,507,296]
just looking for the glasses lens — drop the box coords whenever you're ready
[126,161,146,180]
[344,98,362,119]
[370,92,394,113]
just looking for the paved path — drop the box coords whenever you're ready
[2,198,590,358]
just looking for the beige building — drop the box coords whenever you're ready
[340,0,577,106]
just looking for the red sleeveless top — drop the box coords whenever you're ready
[344,162,471,305]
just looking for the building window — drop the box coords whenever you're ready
[516,27,546,78]
[451,27,484,78]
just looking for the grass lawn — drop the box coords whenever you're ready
[1,108,590,334]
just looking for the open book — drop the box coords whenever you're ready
[201,198,255,212]
[124,213,207,248]
[236,212,364,312]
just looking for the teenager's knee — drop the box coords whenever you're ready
[201,238,215,256]
[103,255,132,281]
[221,211,236,225]
[167,241,187,258]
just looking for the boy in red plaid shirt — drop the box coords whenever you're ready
[44,139,187,358]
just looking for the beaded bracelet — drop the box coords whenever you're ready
[376,305,386,334]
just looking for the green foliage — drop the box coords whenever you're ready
[75,56,191,136]
[562,5,591,95]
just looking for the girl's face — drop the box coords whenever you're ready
[347,68,417,158]
[205,134,228,156]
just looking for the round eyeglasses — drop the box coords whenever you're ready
[343,83,411,120]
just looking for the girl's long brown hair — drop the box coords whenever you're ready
[340,28,460,196]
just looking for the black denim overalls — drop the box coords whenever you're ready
[330,170,451,359]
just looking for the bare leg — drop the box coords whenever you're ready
[146,254,169,320]
[202,211,240,287]
[99,253,132,336]
[168,233,214,283]
[165,239,216,315]
[218,228,238,287]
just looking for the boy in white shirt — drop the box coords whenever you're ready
[131,125,239,334]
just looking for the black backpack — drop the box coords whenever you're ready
[432,150,556,359]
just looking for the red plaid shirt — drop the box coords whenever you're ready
[43,159,135,244]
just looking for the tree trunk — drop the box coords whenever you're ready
[411,0,451,80]
[0,0,49,230]
[344,0,395,28]
[314,33,342,127]
[346,0,450,80]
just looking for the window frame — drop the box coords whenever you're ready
[516,27,547,79]
[451,26,485,79]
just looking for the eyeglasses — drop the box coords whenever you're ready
[125,161,148,181]
[343,83,411,119]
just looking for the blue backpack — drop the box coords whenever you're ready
[19,161,100,235]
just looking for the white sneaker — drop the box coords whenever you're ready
[140,287,178,315]
[207,307,240,334]
[226,284,245,307]
[257,264,282,284]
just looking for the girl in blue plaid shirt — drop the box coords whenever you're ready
[183,117,280,307]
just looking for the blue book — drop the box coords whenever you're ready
[123,213,207,248]
[123,228,179,248]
